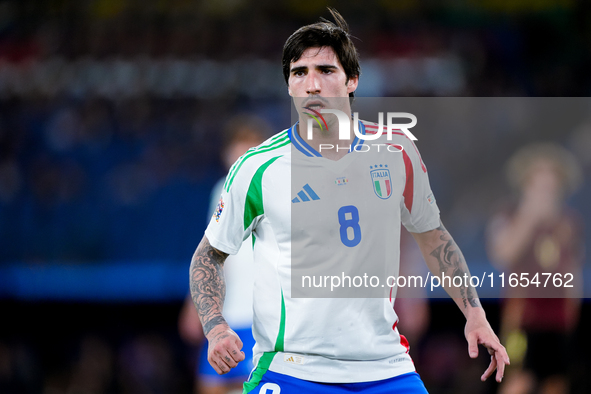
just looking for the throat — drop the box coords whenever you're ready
[297,123,356,161]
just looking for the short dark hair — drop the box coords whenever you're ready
[282,8,361,98]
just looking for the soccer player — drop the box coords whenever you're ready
[190,8,509,393]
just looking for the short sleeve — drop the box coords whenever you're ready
[205,170,253,255]
[399,141,440,233]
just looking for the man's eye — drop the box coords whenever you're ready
[294,71,305,77]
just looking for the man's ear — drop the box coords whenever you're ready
[288,84,293,97]
[347,75,359,94]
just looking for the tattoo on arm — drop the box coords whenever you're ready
[429,224,481,309]
[190,237,229,336]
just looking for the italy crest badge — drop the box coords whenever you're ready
[370,165,392,199]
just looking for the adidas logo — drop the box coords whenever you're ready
[283,353,305,364]
[292,184,320,203]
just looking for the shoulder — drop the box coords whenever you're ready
[223,129,290,193]
[360,119,427,172]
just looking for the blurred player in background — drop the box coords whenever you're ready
[487,143,584,394]
[190,8,509,393]
[179,115,269,394]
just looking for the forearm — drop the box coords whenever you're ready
[416,222,510,381]
[413,222,482,317]
[189,236,229,336]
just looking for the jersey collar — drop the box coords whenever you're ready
[288,120,366,157]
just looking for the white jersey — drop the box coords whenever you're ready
[208,178,254,329]
[205,120,440,384]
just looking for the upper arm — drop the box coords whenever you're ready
[397,138,440,233]
[192,235,229,265]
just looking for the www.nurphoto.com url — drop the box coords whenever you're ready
[300,272,575,292]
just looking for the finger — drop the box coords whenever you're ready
[495,352,506,383]
[227,337,246,363]
[230,348,246,362]
[208,355,228,375]
[223,354,238,368]
[220,349,239,368]
[209,349,233,374]
[467,333,479,358]
[482,337,511,366]
[481,340,510,381]
[481,354,497,382]
[216,360,231,375]
[212,344,239,369]
[499,345,510,366]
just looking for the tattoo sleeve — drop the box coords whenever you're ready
[428,223,481,310]
[189,236,229,336]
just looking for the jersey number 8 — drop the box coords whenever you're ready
[338,205,362,247]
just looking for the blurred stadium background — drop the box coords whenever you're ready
[0,0,590,393]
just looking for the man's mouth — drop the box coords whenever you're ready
[303,99,326,111]
[302,104,328,131]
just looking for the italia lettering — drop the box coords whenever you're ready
[372,171,389,178]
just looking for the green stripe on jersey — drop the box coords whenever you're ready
[224,132,289,192]
[225,131,287,191]
[242,351,277,393]
[243,155,282,230]
[276,289,285,352]
[242,291,286,393]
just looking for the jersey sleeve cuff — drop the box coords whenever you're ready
[204,229,241,255]
[405,215,441,234]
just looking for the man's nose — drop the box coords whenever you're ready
[305,73,321,95]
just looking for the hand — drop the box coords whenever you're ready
[206,324,246,374]
[465,311,510,383]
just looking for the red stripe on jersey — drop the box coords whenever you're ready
[400,334,410,353]
[411,143,427,173]
[363,120,427,173]
[385,179,391,196]
[386,144,413,213]
[392,320,398,331]
[401,148,414,214]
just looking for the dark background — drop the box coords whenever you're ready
[0,0,590,392]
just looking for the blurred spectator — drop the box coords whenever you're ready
[486,143,584,394]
